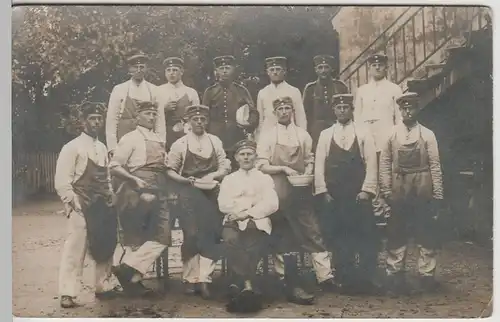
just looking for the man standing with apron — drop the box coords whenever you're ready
[379,92,444,294]
[106,52,164,156]
[257,96,337,305]
[354,53,403,222]
[255,56,307,141]
[314,94,379,295]
[109,101,170,297]
[218,139,279,313]
[303,55,348,147]
[166,104,231,299]
[157,57,200,150]
[55,102,121,308]
[202,55,259,168]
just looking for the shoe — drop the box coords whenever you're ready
[128,281,159,298]
[60,295,77,308]
[183,282,198,295]
[386,273,410,296]
[95,286,124,300]
[287,286,315,305]
[199,282,212,300]
[111,264,136,292]
[226,288,263,313]
[319,278,341,293]
[228,283,241,298]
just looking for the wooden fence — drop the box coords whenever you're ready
[13,152,59,203]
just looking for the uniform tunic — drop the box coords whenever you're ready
[379,122,443,276]
[106,79,165,152]
[256,81,307,141]
[302,78,348,145]
[202,82,258,151]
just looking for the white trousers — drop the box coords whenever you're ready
[58,211,118,297]
[273,252,334,283]
[386,244,437,277]
[182,254,216,283]
[121,241,167,276]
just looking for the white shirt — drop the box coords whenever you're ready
[314,122,378,196]
[106,79,165,152]
[333,120,356,150]
[218,168,279,234]
[109,126,165,172]
[256,123,314,167]
[353,78,403,123]
[256,81,307,140]
[54,132,109,203]
[156,81,200,109]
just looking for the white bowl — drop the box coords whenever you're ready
[287,174,314,187]
[194,179,218,190]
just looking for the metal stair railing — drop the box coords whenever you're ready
[340,6,486,92]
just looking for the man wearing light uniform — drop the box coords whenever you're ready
[314,94,379,294]
[255,56,307,141]
[166,104,231,299]
[379,92,444,294]
[354,53,403,220]
[303,54,348,147]
[106,53,165,155]
[218,139,279,313]
[157,56,200,149]
[55,102,121,308]
[109,101,170,297]
[257,96,337,305]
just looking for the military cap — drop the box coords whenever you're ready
[80,101,105,117]
[396,92,419,108]
[233,139,257,154]
[163,57,184,68]
[272,96,294,110]
[367,53,388,64]
[127,52,149,65]
[213,55,235,68]
[313,55,335,67]
[265,56,287,69]
[332,94,354,107]
[184,104,210,119]
[135,100,158,113]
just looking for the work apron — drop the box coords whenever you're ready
[168,139,222,262]
[269,128,326,254]
[116,84,153,142]
[116,133,170,247]
[72,158,117,263]
[321,136,378,282]
[165,93,192,150]
[386,128,438,249]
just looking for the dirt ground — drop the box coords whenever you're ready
[12,199,493,318]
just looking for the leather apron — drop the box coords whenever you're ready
[269,127,326,253]
[169,138,222,262]
[116,83,153,142]
[116,131,170,247]
[72,157,117,263]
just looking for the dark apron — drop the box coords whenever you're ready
[165,93,192,150]
[72,158,117,263]
[387,128,438,250]
[168,138,222,262]
[117,83,153,142]
[269,128,326,254]
[116,133,170,247]
[321,136,378,282]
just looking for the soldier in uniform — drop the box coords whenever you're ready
[353,53,403,222]
[303,55,348,147]
[106,53,164,156]
[202,55,259,168]
[255,56,307,141]
[157,57,200,150]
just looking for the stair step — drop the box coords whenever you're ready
[425,63,447,78]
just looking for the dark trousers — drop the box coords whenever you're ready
[222,221,270,281]
[321,197,379,284]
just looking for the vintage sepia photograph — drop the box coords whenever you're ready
[11,4,493,318]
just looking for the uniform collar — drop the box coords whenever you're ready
[270,80,287,89]
[277,122,295,130]
[80,131,99,142]
[403,121,420,131]
[188,130,208,140]
[336,120,353,128]
[130,78,146,87]
[237,167,258,176]
[167,80,184,89]
[137,125,154,133]
[369,77,388,86]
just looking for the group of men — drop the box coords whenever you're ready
[54,50,444,313]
